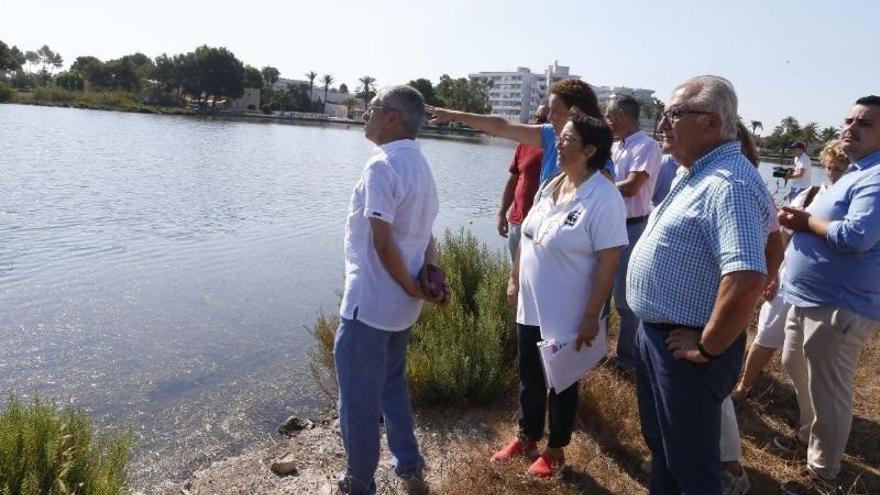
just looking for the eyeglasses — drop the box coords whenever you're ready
[661,108,712,123]
[555,134,581,146]
[364,103,384,114]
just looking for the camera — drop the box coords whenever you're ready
[772,166,791,179]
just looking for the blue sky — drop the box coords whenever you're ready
[2,0,875,131]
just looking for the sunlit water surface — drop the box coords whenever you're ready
[0,104,824,484]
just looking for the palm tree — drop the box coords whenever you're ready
[750,120,763,136]
[343,96,358,119]
[358,75,377,108]
[305,71,318,111]
[801,122,819,148]
[651,98,665,137]
[819,126,840,144]
[322,74,334,109]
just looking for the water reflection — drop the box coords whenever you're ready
[0,104,823,484]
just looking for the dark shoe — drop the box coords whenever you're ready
[722,469,750,495]
[401,471,429,495]
[772,435,807,458]
[779,467,842,495]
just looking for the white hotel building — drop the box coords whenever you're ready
[469,62,654,123]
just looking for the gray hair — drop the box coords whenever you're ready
[375,85,426,135]
[608,94,641,120]
[676,75,738,140]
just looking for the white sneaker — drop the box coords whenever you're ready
[721,469,750,495]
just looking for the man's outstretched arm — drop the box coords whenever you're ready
[426,105,545,148]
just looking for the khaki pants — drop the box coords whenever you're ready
[781,305,879,480]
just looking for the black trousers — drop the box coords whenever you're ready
[516,323,579,448]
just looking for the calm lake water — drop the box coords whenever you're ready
[0,104,825,485]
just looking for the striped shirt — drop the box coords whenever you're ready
[626,141,770,327]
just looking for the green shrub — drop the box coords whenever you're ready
[308,228,517,408]
[29,87,144,111]
[0,83,13,103]
[0,394,134,495]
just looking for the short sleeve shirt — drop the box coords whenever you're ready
[340,139,439,331]
[539,123,615,184]
[652,154,680,207]
[517,172,629,341]
[539,124,559,184]
[789,153,813,189]
[507,143,544,224]
[612,130,662,218]
[627,142,771,327]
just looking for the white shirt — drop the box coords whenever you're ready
[517,172,629,341]
[612,130,662,218]
[790,153,813,189]
[340,139,439,331]
[781,183,828,235]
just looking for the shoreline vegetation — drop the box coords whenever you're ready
[157,229,877,495]
[3,89,489,142]
[3,93,822,157]
[0,231,876,493]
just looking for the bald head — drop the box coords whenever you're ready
[535,105,549,124]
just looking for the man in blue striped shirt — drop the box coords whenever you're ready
[778,95,880,489]
[627,75,770,495]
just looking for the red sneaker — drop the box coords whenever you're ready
[527,453,566,479]
[490,438,539,462]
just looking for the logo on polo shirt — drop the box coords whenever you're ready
[563,209,583,227]
[371,211,382,218]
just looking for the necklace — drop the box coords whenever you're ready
[553,170,595,205]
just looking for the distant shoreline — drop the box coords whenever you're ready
[3,98,489,142]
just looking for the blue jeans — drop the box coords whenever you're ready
[334,316,424,495]
[635,322,745,495]
[613,218,647,369]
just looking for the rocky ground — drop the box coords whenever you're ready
[146,408,500,495]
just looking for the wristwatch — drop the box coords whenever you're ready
[695,341,719,361]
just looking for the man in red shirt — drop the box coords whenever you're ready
[498,105,550,260]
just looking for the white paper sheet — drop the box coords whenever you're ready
[538,326,607,392]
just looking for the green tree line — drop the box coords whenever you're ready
[759,115,840,152]
[2,39,490,117]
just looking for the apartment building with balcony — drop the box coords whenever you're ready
[469,62,655,124]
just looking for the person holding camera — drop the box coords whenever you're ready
[786,141,813,202]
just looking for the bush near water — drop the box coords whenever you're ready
[0,83,14,103]
[309,228,518,407]
[0,394,133,495]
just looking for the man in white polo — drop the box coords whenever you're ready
[604,94,662,371]
[786,141,812,202]
[334,85,446,495]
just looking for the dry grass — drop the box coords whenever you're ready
[424,324,879,494]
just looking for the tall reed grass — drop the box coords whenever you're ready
[0,394,133,495]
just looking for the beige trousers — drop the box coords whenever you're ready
[781,305,879,480]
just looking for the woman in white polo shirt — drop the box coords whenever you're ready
[491,111,628,478]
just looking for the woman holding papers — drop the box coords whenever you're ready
[491,110,628,478]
